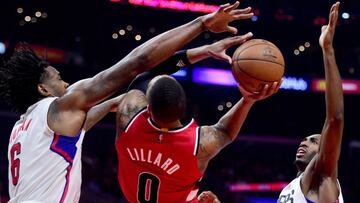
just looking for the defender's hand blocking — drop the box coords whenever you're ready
[239,79,283,102]
[207,32,253,64]
[319,2,339,50]
[202,1,253,34]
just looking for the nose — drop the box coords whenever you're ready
[299,140,308,148]
[64,82,69,89]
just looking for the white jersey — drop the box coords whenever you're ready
[278,174,344,203]
[8,97,85,203]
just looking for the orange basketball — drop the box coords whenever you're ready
[231,39,285,93]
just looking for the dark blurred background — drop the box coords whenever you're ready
[0,0,359,202]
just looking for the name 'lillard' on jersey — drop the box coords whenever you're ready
[125,147,180,175]
[115,108,203,203]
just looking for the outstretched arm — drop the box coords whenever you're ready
[314,1,344,178]
[49,2,254,136]
[127,33,253,93]
[197,82,281,171]
[187,34,253,64]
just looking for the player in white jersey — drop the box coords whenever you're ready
[0,3,254,202]
[278,2,344,203]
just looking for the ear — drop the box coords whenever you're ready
[147,105,152,115]
[37,84,51,97]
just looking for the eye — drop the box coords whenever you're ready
[310,138,318,144]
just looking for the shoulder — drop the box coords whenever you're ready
[121,90,147,111]
[116,90,148,132]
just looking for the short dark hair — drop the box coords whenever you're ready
[147,76,186,123]
[0,43,49,112]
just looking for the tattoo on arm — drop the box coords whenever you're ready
[198,126,232,161]
[116,90,148,133]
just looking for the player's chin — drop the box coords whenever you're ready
[295,155,305,163]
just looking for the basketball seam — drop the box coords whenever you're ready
[236,42,278,56]
[237,67,279,83]
[234,58,284,66]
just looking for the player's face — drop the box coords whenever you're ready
[40,66,69,97]
[295,134,321,168]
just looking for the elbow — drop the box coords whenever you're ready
[326,112,344,129]
[214,124,236,142]
[329,112,344,124]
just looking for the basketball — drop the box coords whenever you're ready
[231,39,285,93]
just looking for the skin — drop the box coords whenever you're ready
[198,191,221,203]
[292,2,344,203]
[33,1,254,137]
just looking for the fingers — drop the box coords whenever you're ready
[238,84,253,96]
[329,2,339,27]
[224,32,253,48]
[256,81,281,99]
[230,7,252,15]
[223,1,240,12]
[224,55,232,64]
[230,7,254,20]
[321,25,327,33]
[227,26,238,34]
[234,13,254,20]
[267,80,282,95]
[219,3,231,11]
[258,83,270,98]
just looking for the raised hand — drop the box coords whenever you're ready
[207,32,253,64]
[202,1,253,34]
[239,79,283,102]
[319,2,339,50]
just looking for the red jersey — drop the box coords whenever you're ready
[115,108,203,203]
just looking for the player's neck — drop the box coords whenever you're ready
[153,119,182,130]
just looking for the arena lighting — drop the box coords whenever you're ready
[171,68,188,80]
[113,0,220,13]
[251,15,258,22]
[281,76,309,91]
[192,67,237,86]
[119,29,126,35]
[28,45,66,63]
[192,67,309,91]
[342,12,350,19]
[0,42,6,54]
[312,79,360,94]
[112,33,119,39]
[17,8,24,14]
[229,182,288,192]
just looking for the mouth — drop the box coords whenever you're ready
[296,147,306,158]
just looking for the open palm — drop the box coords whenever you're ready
[319,2,339,50]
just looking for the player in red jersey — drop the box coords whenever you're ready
[114,34,282,203]
[115,76,280,202]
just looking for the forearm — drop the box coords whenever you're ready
[318,47,344,175]
[84,95,125,131]
[187,45,211,64]
[323,47,344,119]
[215,98,255,141]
